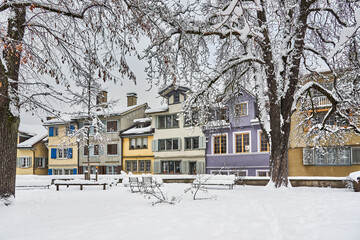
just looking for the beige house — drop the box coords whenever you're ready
[146,85,206,174]
[16,125,48,175]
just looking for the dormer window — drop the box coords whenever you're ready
[173,93,180,104]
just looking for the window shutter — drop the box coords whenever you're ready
[177,138,182,150]
[73,168,77,175]
[199,136,206,149]
[29,157,32,167]
[51,148,57,159]
[67,148,73,159]
[48,169,53,175]
[152,140,158,152]
[154,161,161,174]
[181,161,189,174]
[49,127,54,137]
[303,148,314,165]
[70,125,75,133]
[155,116,159,129]
[16,157,19,167]
[196,161,205,174]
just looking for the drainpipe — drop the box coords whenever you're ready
[31,148,36,175]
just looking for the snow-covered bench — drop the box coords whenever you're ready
[126,176,161,193]
[193,175,236,189]
[54,180,108,191]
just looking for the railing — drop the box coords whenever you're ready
[312,96,331,108]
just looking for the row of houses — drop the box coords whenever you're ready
[16,84,360,177]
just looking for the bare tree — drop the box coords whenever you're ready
[142,0,360,187]
[0,0,150,203]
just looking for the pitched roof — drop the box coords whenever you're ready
[158,85,190,97]
[17,133,48,148]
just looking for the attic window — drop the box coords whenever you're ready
[173,93,180,104]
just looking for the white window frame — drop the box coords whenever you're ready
[212,133,228,155]
[57,148,68,159]
[256,170,270,177]
[35,157,46,168]
[20,157,31,168]
[233,131,251,154]
[53,169,63,175]
[236,102,249,117]
[158,138,180,151]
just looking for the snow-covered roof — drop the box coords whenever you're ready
[121,126,153,135]
[158,84,190,97]
[43,114,73,126]
[19,123,47,136]
[17,133,48,148]
[134,117,151,123]
[203,120,230,130]
[145,106,169,114]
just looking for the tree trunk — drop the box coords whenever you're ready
[0,6,26,203]
[0,110,20,202]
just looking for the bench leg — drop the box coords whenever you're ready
[103,184,106,190]
[56,185,59,191]
[80,185,83,190]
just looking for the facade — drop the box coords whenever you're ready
[77,103,148,175]
[120,118,155,174]
[146,85,206,174]
[44,118,79,175]
[16,128,48,175]
[203,90,270,176]
[288,74,360,176]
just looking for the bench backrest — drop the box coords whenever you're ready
[129,177,139,183]
[142,176,153,184]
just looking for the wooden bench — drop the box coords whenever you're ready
[193,175,236,189]
[55,182,107,191]
[16,184,50,189]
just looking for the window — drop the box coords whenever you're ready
[35,157,46,168]
[84,145,100,156]
[66,125,76,135]
[53,169,62,175]
[129,137,148,149]
[158,138,180,151]
[146,160,151,172]
[20,157,31,168]
[235,133,250,153]
[259,131,269,152]
[107,120,118,132]
[236,103,248,117]
[58,148,68,159]
[83,166,96,174]
[184,111,199,126]
[106,166,117,175]
[126,160,137,172]
[49,127,59,137]
[352,148,360,164]
[311,147,351,165]
[217,108,229,121]
[173,93,180,104]
[214,135,227,154]
[107,144,118,155]
[185,137,199,150]
[64,169,73,175]
[158,114,179,129]
[125,160,151,172]
[257,170,270,177]
[161,161,181,174]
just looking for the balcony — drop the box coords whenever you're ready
[311,96,332,108]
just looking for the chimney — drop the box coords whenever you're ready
[127,93,137,107]
[96,91,108,108]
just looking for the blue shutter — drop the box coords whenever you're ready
[73,168,77,175]
[48,169,53,175]
[67,148,73,159]
[70,125,75,133]
[49,127,54,137]
[51,148,57,159]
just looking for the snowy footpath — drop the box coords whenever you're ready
[1,177,360,240]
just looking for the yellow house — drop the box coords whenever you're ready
[17,127,48,175]
[289,73,360,177]
[120,118,155,174]
[43,117,79,175]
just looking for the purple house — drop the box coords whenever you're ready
[203,90,270,177]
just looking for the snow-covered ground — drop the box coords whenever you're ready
[1,176,360,240]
